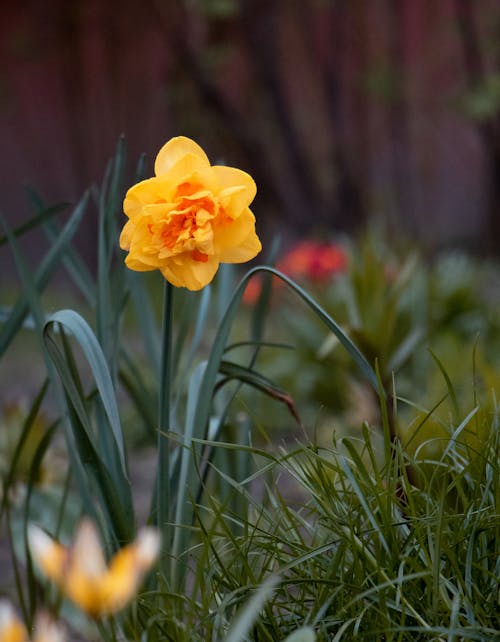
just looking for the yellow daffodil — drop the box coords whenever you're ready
[0,602,64,642]
[120,136,262,290]
[0,602,25,642]
[28,519,160,618]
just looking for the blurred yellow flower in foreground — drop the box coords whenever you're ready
[28,519,160,618]
[0,601,64,642]
[120,136,261,290]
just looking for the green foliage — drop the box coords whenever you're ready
[1,142,500,640]
[247,233,500,444]
[459,73,500,121]
[184,407,500,641]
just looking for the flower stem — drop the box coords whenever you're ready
[157,280,173,579]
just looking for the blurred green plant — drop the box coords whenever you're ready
[246,231,500,449]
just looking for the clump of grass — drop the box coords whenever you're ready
[179,395,500,641]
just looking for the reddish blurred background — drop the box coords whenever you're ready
[1,0,500,272]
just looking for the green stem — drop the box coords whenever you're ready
[157,280,174,579]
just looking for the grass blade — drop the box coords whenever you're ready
[223,575,280,642]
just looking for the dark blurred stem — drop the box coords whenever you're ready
[387,0,415,235]
[454,0,500,252]
[157,280,174,579]
[241,0,323,231]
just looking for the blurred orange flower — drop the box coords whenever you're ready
[28,519,160,618]
[120,136,261,291]
[243,240,347,304]
[279,240,347,282]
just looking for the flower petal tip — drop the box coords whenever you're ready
[136,527,161,568]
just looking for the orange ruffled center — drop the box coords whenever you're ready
[148,181,226,264]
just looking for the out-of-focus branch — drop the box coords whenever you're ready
[454,0,500,250]
[306,1,368,232]
[387,0,415,234]
[240,0,325,233]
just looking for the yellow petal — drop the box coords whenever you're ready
[160,161,216,196]
[28,519,161,618]
[123,177,175,221]
[154,136,210,177]
[119,220,135,251]
[63,572,102,617]
[214,209,262,263]
[0,601,27,642]
[160,255,220,291]
[28,525,68,585]
[125,254,158,272]
[97,527,160,614]
[70,519,107,578]
[213,166,256,214]
[124,220,163,270]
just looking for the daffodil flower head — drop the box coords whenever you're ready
[28,519,160,618]
[120,136,262,290]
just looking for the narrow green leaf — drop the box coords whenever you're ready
[119,349,157,438]
[0,192,89,357]
[43,309,127,474]
[429,350,460,419]
[127,271,161,375]
[218,359,300,424]
[0,215,48,366]
[0,202,69,247]
[43,328,133,543]
[44,223,95,305]
[339,454,390,555]
[170,361,208,586]
[223,575,280,642]
[24,187,95,305]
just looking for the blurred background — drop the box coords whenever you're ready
[1,0,500,272]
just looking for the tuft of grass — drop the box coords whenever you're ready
[169,394,500,642]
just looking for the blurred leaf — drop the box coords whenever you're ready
[24,187,95,305]
[199,0,238,18]
[460,73,500,121]
[170,361,209,586]
[127,271,161,376]
[96,137,127,372]
[0,192,89,357]
[223,575,280,642]
[0,201,69,247]
[0,380,50,518]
